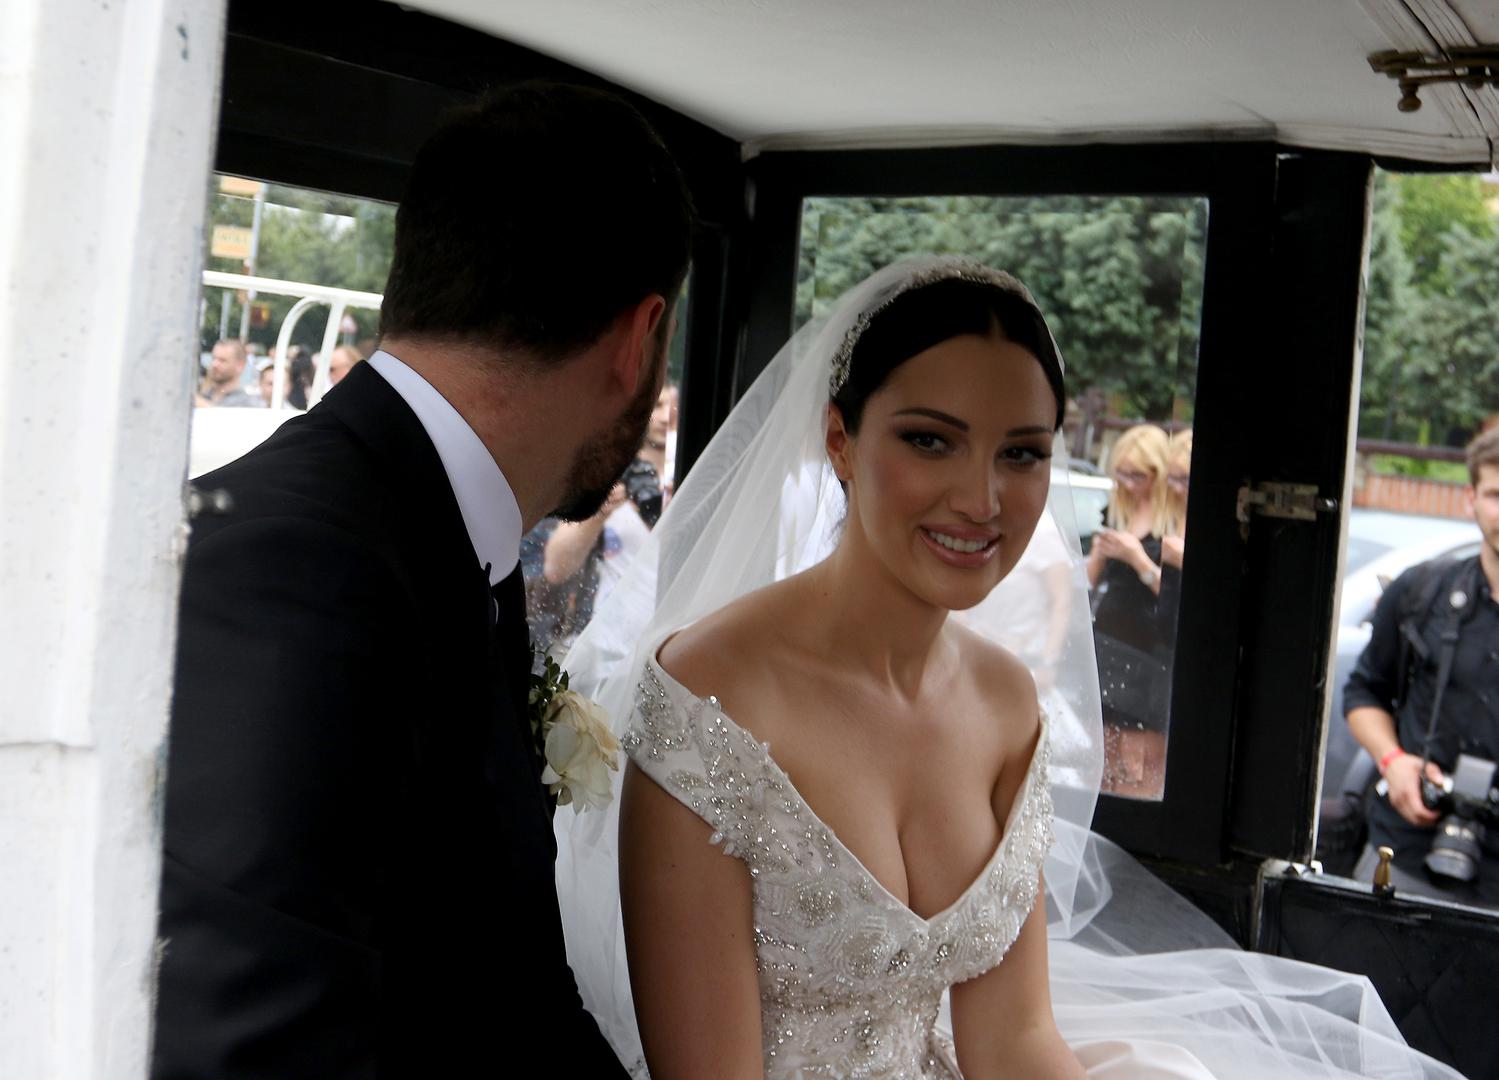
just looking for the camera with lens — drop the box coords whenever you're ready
[623,462,664,528]
[1419,753,1499,882]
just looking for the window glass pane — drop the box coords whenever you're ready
[1319,168,1498,906]
[796,195,1208,801]
[198,175,392,395]
[194,174,695,663]
[523,279,689,658]
[190,175,394,477]
[191,173,692,663]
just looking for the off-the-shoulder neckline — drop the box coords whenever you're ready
[641,655,1049,929]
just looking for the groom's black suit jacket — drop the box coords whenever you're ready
[153,362,627,1078]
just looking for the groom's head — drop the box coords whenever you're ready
[379,82,694,520]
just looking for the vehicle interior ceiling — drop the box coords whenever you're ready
[217,0,1499,1070]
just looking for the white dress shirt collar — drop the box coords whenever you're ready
[367,350,522,584]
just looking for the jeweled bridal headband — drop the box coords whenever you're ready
[826,259,1036,397]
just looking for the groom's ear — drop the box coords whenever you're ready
[607,293,668,396]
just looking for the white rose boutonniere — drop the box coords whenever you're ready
[528,655,619,811]
[539,690,621,811]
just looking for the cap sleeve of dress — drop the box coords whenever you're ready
[622,661,797,877]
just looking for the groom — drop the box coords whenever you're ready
[152,83,692,1077]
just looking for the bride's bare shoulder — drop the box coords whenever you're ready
[655,577,802,702]
[952,623,1040,737]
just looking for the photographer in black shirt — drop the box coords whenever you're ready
[1344,428,1499,905]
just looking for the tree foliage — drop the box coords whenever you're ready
[1359,170,1499,446]
[200,179,396,351]
[1415,226,1499,440]
[1359,173,1420,440]
[1391,172,1493,293]
[796,195,1207,422]
[795,176,1496,449]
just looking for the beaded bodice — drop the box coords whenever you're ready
[622,658,1055,1079]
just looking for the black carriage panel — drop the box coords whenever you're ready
[218,0,743,217]
[1260,872,1499,1079]
[1226,152,1373,863]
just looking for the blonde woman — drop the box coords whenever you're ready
[1088,423,1172,797]
[1162,429,1192,572]
[1087,424,1170,591]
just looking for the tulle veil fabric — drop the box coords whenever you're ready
[554,256,1461,1079]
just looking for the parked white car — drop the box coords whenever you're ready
[1060,469,1112,547]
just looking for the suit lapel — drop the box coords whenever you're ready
[322,364,548,808]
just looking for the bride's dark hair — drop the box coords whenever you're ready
[832,277,1066,433]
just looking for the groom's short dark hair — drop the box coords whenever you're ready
[380,82,694,364]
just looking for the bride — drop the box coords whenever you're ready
[556,256,1460,1079]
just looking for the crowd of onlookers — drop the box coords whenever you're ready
[194,337,365,410]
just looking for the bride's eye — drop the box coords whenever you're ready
[900,431,950,454]
[1001,445,1052,468]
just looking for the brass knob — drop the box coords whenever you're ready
[1373,846,1395,894]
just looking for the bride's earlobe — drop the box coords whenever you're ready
[825,404,855,482]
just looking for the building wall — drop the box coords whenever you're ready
[0,2,225,1076]
[1351,472,1469,519]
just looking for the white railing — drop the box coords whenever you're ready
[200,270,383,407]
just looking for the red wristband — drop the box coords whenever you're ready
[1378,748,1407,775]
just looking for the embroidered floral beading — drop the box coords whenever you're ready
[625,659,1055,1079]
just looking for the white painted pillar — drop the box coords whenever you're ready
[0,1,226,1077]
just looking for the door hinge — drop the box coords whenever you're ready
[1236,481,1338,532]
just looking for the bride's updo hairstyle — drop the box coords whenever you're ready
[830,275,1066,435]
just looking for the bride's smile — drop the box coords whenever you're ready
[919,524,1000,563]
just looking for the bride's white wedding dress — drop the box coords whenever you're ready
[558,257,1463,1080]
[628,659,1052,1078]
[627,658,1214,1079]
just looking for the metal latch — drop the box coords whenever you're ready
[1236,481,1338,530]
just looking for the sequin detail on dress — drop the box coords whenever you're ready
[625,658,1055,1079]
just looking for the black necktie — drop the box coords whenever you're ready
[488,564,535,727]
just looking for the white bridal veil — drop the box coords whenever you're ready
[555,256,1461,1079]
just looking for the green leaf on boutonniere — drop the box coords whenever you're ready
[528,652,570,758]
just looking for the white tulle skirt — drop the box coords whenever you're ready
[1036,831,1460,1080]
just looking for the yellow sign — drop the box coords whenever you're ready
[218,176,264,198]
[211,225,253,260]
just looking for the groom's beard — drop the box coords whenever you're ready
[553,342,664,522]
